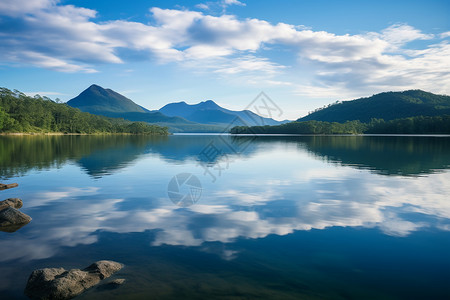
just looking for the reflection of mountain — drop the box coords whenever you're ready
[2,135,450,179]
[0,135,255,179]
[147,135,257,163]
[0,135,167,179]
[232,135,450,176]
[75,135,168,177]
[77,135,257,176]
[303,136,450,176]
[0,135,83,179]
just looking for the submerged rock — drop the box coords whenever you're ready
[24,260,123,300]
[0,198,23,210]
[0,183,19,190]
[108,278,125,286]
[0,207,32,228]
[98,278,126,290]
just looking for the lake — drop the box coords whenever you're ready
[1,134,450,300]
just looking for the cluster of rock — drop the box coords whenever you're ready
[0,183,32,232]
[25,260,124,300]
[1,183,125,298]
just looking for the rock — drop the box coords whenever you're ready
[0,207,32,227]
[98,278,126,290]
[0,183,18,190]
[84,260,123,279]
[24,260,123,300]
[0,198,23,210]
[109,278,125,286]
[0,222,30,233]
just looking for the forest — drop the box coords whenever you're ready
[0,88,169,135]
[230,115,450,134]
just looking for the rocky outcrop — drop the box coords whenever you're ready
[0,198,23,210]
[0,183,18,190]
[0,206,32,232]
[24,260,123,300]
[0,184,31,232]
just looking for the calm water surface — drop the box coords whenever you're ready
[1,135,450,299]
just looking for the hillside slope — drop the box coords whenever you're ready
[299,90,450,123]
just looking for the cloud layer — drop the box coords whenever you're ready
[0,0,449,97]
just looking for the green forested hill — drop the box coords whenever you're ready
[299,90,450,123]
[0,88,168,135]
[231,115,450,135]
[67,84,148,113]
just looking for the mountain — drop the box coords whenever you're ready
[67,85,239,132]
[67,85,210,132]
[298,90,450,123]
[67,85,287,133]
[67,84,147,114]
[159,100,287,126]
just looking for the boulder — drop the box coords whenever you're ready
[0,207,32,227]
[0,198,23,210]
[0,183,18,190]
[24,261,123,300]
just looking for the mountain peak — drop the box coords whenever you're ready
[88,84,102,89]
[197,99,219,109]
[67,85,147,114]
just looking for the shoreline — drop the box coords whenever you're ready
[0,132,169,136]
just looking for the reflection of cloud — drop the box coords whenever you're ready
[218,189,276,205]
[379,217,426,237]
[27,187,100,207]
[1,170,449,262]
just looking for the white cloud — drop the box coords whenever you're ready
[380,24,434,47]
[441,31,450,38]
[195,3,210,10]
[0,2,449,96]
[223,0,246,6]
[0,0,55,17]
[212,55,285,74]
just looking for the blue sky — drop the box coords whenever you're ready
[0,0,449,120]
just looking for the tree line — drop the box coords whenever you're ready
[230,116,450,134]
[0,88,168,135]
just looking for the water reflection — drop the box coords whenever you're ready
[233,135,450,176]
[2,135,450,180]
[1,135,449,264]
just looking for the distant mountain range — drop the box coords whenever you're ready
[67,85,287,132]
[160,100,286,126]
[298,90,450,123]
